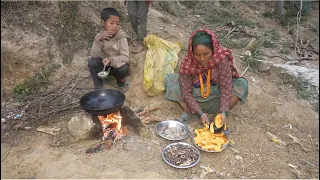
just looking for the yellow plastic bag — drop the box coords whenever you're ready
[143,35,181,96]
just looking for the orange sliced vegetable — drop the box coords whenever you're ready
[193,124,228,152]
[205,123,209,130]
[214,114,223,128]
[209,122,214,134]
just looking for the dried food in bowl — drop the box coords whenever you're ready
[162,142,200,168]
[155,120,189,141]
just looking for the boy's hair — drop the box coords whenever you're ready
[100,8,121,22]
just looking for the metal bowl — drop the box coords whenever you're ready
[192,132,229,153]
[97,70,110,79]
[162,142,200,169]
[155,120,190,141]
[97,66,110,79]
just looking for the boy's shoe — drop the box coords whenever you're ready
[117,77,129,92]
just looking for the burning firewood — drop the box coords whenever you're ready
[141,115,163,124]
[96,111,124,150]
[137,106,159,116]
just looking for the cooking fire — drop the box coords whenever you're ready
[85,107,147,154]
[97,111,124,148]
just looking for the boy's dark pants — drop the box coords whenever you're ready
[88,57,129,89]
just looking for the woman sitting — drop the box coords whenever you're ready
[164,28,248,127]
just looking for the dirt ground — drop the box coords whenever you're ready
[1,1,319,179]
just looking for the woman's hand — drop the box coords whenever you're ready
[102,58,111,66]
[221,112,227,127]
[199,113,209,126]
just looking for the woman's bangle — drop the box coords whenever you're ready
[198,111,204,118]
[221,111,228,116]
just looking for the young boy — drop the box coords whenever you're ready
[88,8,129,92]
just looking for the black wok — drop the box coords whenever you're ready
[80,89,125,116]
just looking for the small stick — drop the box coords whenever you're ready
[222,27,236,40]
[58,75,77,93]
[38,104,79,120]
[251,59,275,64]
[1,146,12,162]
[151,140,160,146]
[240,61,250,77]
[150,128,157,138]
[272,102,283,105]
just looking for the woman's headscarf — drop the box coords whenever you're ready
[192,31,212,45]
[179,28,240,78]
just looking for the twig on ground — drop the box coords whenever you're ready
[261,53,285,59]
[294,0,303,58]
[240,61,250,76]
[251,59,275,64]
[58,75,77,93]
[1,145,12,162]
[1,132,16,162]
[309,44,319,54]
[248,162,265,178]
[222,27,236,40]
[37,104,79,121]
[272,102,283,105]
[150,140,160,146]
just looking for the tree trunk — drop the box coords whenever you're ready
[275,0,285,16]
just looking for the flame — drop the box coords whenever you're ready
[98,111,123,141]
[98,111,122,132]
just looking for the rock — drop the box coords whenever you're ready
[176,1,186,9]
[270,64,319,87]
[149,8,164,18]
[244,50,251,57]
[214,1,221,8]
[231,148,240,154]
[67,113,101,140]
[190,174,201,179]
[258,61,273,72]
[235,155,244,163]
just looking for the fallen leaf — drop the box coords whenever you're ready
[288,164,297,168]
[272,138,279,143]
